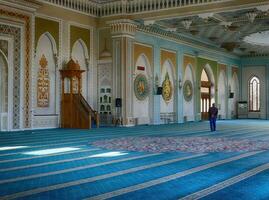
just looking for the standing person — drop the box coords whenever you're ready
[208,103,218,131]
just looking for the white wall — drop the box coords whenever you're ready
[183,65,194,121]
[218,70,227,119]
[133,55,152,125]
[229,73,239,118]
[242,66,266,119]
[160,60,175,113]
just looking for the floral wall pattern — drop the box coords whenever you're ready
[37,55,50,107]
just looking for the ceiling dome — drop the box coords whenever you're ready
[243,31,269,46]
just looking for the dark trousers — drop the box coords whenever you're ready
[209,118,216,131]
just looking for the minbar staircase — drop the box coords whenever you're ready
[61,93,99,129]
[60,59,99,129]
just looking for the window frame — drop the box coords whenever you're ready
[248,76,260,112]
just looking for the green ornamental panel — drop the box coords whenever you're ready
[162,72,173,102]
[183,80,193,102]
[134,74,149,101]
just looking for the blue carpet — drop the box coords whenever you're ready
[0,120,269,199]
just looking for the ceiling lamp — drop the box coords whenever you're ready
[246,12,257,23]
[182,19,192,30]
[221,42,238,52]
[243,31,269,46]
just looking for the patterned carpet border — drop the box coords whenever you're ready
[91,137,269,153]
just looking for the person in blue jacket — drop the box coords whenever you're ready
[208,103,218,131]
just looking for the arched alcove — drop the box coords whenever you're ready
[200,64,215,120]
[183,64,194,121]
[133,54,153,125]
[0,51,8,130]
[71,39,89,98]
[230,72,239,118]
[218,70,227,119]
[35,32,57,115]
[160,59,175,123]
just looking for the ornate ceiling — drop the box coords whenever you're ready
[141,6,269,56]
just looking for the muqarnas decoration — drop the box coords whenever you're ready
[134,74,149,101]
[37,54,50,107]
[183,80,193,102]
[162,72,173,102]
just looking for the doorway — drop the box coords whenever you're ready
[200,69,211,120]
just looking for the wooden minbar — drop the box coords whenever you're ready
[60,59,99,129]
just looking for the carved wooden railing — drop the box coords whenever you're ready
[78,94,100,128]
[38,0,228,17]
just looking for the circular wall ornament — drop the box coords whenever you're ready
[134,74,149,101]
[183,80,193,102]
[162,72,173,102]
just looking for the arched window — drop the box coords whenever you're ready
[249,76,260,111]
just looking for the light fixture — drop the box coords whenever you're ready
[178,79,182,89]
[155,74,159,94]
[182,19,192,30]
[246,12,257,23]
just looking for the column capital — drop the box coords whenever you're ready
[107,19,137,38]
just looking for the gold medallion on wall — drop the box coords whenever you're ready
[162,72,173,102]
[134,74,149,101]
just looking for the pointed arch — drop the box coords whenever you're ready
[218,70,227,119]
[35,32,57,115]
[230,72,239,117]
[160,59,176,122]
[71,39,89,98]
[72,39,89,60]
[183,64,195,121]
[37,32,57,55]
[133,53,153,124]
[248,75,260,111]
[134,53,152,77]
[200,63,215,120]
[162,59,176,81]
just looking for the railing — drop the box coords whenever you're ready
[78,94,100,128]
[37,0,100,16]
[39,0,228,17]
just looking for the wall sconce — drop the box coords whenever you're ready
[53,53,58,68]
[178,79,182,89]
[154,74,159,94]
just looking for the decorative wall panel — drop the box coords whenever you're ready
[37,55,50,107]
[0,24,21,129]
[0,40,8,57]
[0,9,31,128]
[134,74,149,101]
